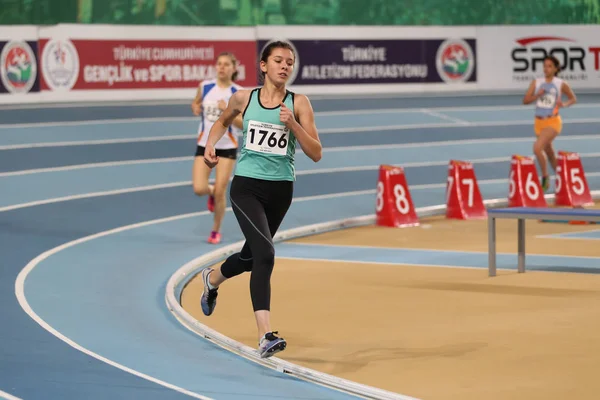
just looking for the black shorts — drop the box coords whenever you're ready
[195,145,237,160]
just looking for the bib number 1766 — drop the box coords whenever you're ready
[246,120,289,156]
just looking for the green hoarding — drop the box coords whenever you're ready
[1,0,599,26]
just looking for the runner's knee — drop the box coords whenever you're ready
[221,252,253,278]
[254,245,275,272]
[533,140,545,154]
[193,182,210,196]
[213,184,227,201]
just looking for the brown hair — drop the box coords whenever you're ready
[544,55,561,77]
[259,41,295,81]
[218,52,238,81]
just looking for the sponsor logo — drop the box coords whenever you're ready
[436,39,475,83]
[511,36,600,82]
[41,38,80,91]
[259,39,300,85]
[0,41,37,94]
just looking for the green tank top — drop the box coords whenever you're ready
[234,88,297,182]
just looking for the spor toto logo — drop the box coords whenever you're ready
[0,41,37,94]
[511,36,600,77]
[259,39,299,85]
[436,39,474,83]
[41,38,80,91]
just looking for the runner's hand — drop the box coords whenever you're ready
[204,144,219,168]
[279,103,295,129]
[191,103,201,116]
[536,88,545,98]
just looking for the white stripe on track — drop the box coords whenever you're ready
[0,135,194,150]
[0,389,22,400]
[4,136,600,177]
[0,156,192,177]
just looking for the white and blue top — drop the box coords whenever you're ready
[534,76,564,118]
[196,79,243,149]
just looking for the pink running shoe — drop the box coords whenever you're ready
[207,231,221,244]
[207,195,215,213]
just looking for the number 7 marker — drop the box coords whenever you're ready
[446,160,487,220]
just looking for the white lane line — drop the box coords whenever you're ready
[306,102,600,116]
[298,154,600,176]
[313,117,600,134]
[3,157,600,212]
[9,166,598,216]
[0,156,193,177]
[0,99,189,110]
[3,118,600,150]
[0,389,22,400]
[0,117,197,129]
[0,152,563,179]
[4,132,600,175]
[13,185,425,399]
[15,211,215,400]
[3,101,600,129]
[419,108,470,125]
[0,147,506,177]
[323,134,600,153]
[0,182,190,213]
[0,135,194,150]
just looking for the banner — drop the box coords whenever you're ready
[0,26,40,103]
[4,24,600,105]
[257,38,476,86]
[478,25,600,90]
[38,39,257,92]
[34,25,257,101]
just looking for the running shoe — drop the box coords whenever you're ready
[258,331,287,358]
[200,268,218,316]
[207,231,221,244]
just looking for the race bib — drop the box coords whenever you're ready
[245,120,289,156]
[203,100,222,122]
[536,91,556,109]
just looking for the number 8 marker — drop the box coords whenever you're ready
[376,181,384,212]
[393,184,410,214]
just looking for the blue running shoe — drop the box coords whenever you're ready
[258,331,286,358]
[200,268,218,316]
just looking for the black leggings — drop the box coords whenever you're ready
[220,175,293,312]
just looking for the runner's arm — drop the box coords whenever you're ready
[290,94,322,162]
[191,82,203,115]
[232,114,244,130]
[206,90,248,147]
[522,80,541,105]
[561,82,577,108]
